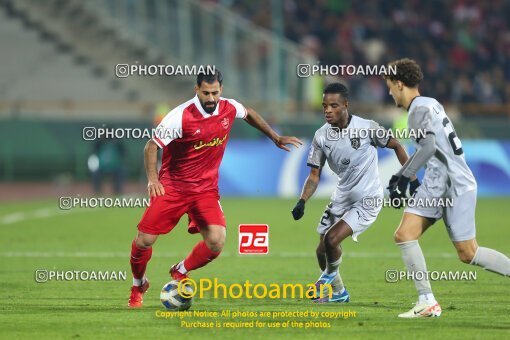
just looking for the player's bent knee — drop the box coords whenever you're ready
[393,230,404,243]
[324,232,340,249]
[457,248,475,264]
[393,229,416,243]
[205,239,224,253]
[135,233,157,248]
[204,231,225,252]
[136,240,153,249]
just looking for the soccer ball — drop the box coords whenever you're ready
[160,280,193,310]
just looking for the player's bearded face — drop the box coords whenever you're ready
[196,81,222,114]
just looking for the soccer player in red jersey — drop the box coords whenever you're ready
[128,70,302,307]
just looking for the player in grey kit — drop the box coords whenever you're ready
[384,58,510,318]
[291,83,415,303]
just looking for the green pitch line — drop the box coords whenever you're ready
[0,198,509,339]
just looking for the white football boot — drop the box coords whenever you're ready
[398,301,442,318]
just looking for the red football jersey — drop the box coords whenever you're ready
[152,95,247,194]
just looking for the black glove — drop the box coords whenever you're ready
[409,178,421,197]
[291,199,306,220]
[387,175,399,192]
[388,175,410,209]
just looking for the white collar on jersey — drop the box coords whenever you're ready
[193,95,220,118]
[406,95,422,112]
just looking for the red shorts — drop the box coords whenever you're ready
[137,191,226,235]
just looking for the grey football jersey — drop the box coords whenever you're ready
[307,115,388,206]
[408,96,477,197]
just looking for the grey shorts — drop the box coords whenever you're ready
[316,197,382,242]
[405,185,477,242]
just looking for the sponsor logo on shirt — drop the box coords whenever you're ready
[193,135,228,150]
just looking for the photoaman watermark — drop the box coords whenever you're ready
[176,278,333,300]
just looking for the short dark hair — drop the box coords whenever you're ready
[323,82,349,101]
[383,58,423,87]
[196,69,223,87]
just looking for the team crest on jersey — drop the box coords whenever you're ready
[350,137,360,150]
[221,118,229,129]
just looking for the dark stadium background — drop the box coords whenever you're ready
[1,0,509,195]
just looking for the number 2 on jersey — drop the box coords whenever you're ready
[320,210,331,226]
[442,117,463,155]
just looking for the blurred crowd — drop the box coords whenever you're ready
[222,0,510,105]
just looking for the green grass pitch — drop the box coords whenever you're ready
[1,197,509,339]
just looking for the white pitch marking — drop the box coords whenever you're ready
[1,194,149,225]
[0,212,26,224]
[1,205,104,225]
[1,251,456,259]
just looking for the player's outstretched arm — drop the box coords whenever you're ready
[292,167,321,220]
[244,107,302,151]
[144,140,165,197]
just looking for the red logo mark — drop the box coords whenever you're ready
[221,117,229,129]
[238,224,269,254]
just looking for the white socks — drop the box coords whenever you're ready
[132,276,147,286]
[418,293,437,305]
[326,256,342,275]
[325,257,344,293]
[331,273,345,293]
[398,240,433,296]
[470,247,510,276]
[176,261,188,274]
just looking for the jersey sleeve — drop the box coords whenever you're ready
[307,134,326,169]
[399,106,437,178]
[152,107,184,148]
[368,120,391,147]
[401,134,437,178]
[226,98,248,119]
[409,106,435,143]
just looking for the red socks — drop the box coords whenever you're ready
[130,240,153,280]
[183,240,221,272]
[130,239,220,281]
